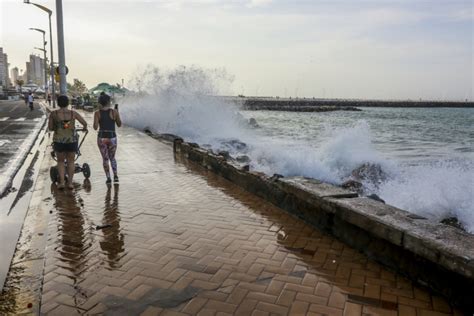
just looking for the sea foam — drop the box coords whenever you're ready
[120,65,474,233]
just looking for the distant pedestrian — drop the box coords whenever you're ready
[47,94,52,106]
[48,95,88,190]
[93,93,121,184]
[28,92,34,111]
[24,92,29,106]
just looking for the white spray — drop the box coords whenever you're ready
[120,65,474,233]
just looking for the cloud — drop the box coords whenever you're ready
[3,0,471,99]
[247,0,272,8]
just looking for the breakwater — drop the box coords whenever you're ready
[152,132,474,313]
[237,97,474,110]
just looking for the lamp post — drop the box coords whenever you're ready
[55,0,67,95]
[30,28,48,95]
[24,0,56,107]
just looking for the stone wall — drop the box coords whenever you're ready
[168,135,474,312]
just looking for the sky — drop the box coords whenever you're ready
[1,0,473,100]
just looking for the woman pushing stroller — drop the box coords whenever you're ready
[48,95,88,189]
[94,93,122,184]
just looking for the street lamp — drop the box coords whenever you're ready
[30,28,48,95]
[55,0,67,95]
[24,0,56,107]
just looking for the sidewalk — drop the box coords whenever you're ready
[1,111,462,315]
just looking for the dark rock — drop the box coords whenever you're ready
[367,194,385,204]
[270,174,284,181]
[341,179,363,193]
[248,118,259,127]
[242,165,250,171]
[220,138,248,152]
[188,142,200,148]
[351,163,388,186]
[441,217,465,231]
[217,151,231,160]
[159,133,182,142]
[236,155,250,163]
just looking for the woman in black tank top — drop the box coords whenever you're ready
[93,94,122,184]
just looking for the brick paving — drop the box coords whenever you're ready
[9,112,464,315]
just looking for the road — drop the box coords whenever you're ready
[0,99,47,295]
[0,99,45,192]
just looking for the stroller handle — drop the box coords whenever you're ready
[76,128,88,151]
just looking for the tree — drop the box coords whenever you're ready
[16,79,24,93]
[68,79,88,95]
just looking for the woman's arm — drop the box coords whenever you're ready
[114,110,122,127]
[74,111,88,130]
[48,111,55,131]
[93,111,99,130]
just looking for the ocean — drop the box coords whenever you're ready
[122,96,474,233]
[120,67,474,233]
[239,108,474,232]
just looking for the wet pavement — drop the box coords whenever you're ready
[0,111,464,315]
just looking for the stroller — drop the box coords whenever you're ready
[49,128,91,183]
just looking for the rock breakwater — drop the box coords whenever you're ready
[239,97,474,110]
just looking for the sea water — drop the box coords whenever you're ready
[240,108,474,233]
[120,67,474,233]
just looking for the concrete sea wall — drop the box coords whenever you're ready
[159,134,474,312]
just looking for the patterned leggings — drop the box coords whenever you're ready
[97,137,117,178]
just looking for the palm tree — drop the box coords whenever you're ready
[16,79,24,93]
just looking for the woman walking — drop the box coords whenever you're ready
[48,95,88,189]
[28,92,34,111]
[93,93,122,184]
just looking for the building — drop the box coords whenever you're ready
[4,53,10,87]
[10,67,19,86]
[25,54,45,86]
[0,47,10,89]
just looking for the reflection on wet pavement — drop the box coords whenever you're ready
[99,184,125,269]
[3,120,462,315]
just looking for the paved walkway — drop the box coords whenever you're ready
[2,112,462,315]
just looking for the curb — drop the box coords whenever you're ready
[0,143,51,313]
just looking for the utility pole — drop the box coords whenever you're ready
[56,0,67,95]
[48,11,56,107]
[24,0,56,106]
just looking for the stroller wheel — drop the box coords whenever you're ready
[82,163,91,179]
[50,166,59,183]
